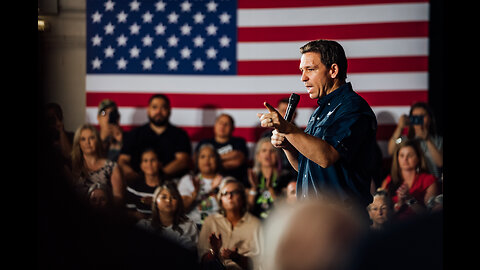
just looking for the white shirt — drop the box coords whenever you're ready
[136,217,199,251]
[177,173,221,225]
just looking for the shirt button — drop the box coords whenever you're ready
[327,102,330,105]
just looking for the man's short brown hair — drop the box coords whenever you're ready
[300,39,348,81]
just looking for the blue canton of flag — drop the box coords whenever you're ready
[87,0,237,75]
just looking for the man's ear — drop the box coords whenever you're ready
[329,63,339,79]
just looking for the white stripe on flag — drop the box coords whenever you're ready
[238,38,428,60]
[238,3,429,27]
[86,72,427,93]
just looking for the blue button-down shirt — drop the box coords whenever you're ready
[297,82,381,207]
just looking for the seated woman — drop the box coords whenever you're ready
[136,183,198,252]
[381,140,441,221]
[198,178,263,270]
[70,124,124,207]
[177,143,225,228]
[125,148,165,221]
[246,137,294,219]
[367,190,394,230]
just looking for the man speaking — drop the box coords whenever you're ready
[258,39,381,210]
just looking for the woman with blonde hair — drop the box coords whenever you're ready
[71,124,124,206]
[247,137,294,219]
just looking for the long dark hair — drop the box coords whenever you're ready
[150,182,188,234]
[194,143,224,175]
[407,102,438,139]
[388,140,428,195]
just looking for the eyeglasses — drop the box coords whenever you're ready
[220,189,242,197]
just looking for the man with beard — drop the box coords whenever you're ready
[118,94,192,183]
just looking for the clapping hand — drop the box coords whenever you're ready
[209,232,222,255]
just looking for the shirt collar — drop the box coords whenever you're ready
[317,82,352,106]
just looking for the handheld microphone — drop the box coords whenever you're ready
[284,93,300,122]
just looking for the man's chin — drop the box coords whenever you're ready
[150,118,168,127]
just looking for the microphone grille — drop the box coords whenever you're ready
[289,93,300,104]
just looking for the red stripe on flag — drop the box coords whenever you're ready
[237,56,428,75]
[86,90,426,109]
[238,22,428,42]
[238,0,428,9]
[359,90,428,107]
[86,92,318,109]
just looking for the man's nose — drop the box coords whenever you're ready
[301,71,308,82]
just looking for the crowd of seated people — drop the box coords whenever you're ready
[42,96,443,270]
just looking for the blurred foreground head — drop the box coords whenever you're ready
[263,198,367,270]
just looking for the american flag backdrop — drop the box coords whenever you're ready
[85,0,429,160]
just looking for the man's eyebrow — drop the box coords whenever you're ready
[299,64,319,70]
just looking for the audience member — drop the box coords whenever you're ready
[279,179,297,204]
[178,143,225,228]
[87,182,112,210]
[125,148,165,221]
[198,178,263,270]
[247,137,294,219]
[97,99,123,162]
[367,190,394,230]
[71,124,125,206]
[381,140,441,221]
[45,102,74,164]
[118,94,192,182]
[136,183,199,252]
[388,102,443,178]
[196,113,249,187]
[262,199,366,270]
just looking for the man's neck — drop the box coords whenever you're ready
[215,135,229,144]
[326,79,346,96]
[149,122,168,135]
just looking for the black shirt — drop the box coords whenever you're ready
[297,82,382,207]
[121,123,192,177]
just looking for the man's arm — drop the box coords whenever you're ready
[163,152,190,177]
[260,102,340,169]
[117,153,140,183]
[285,126,340,168]
[220,150,246,170]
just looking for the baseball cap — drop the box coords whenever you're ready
[98,99,118,115]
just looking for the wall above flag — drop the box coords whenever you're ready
[85,0,429,159]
